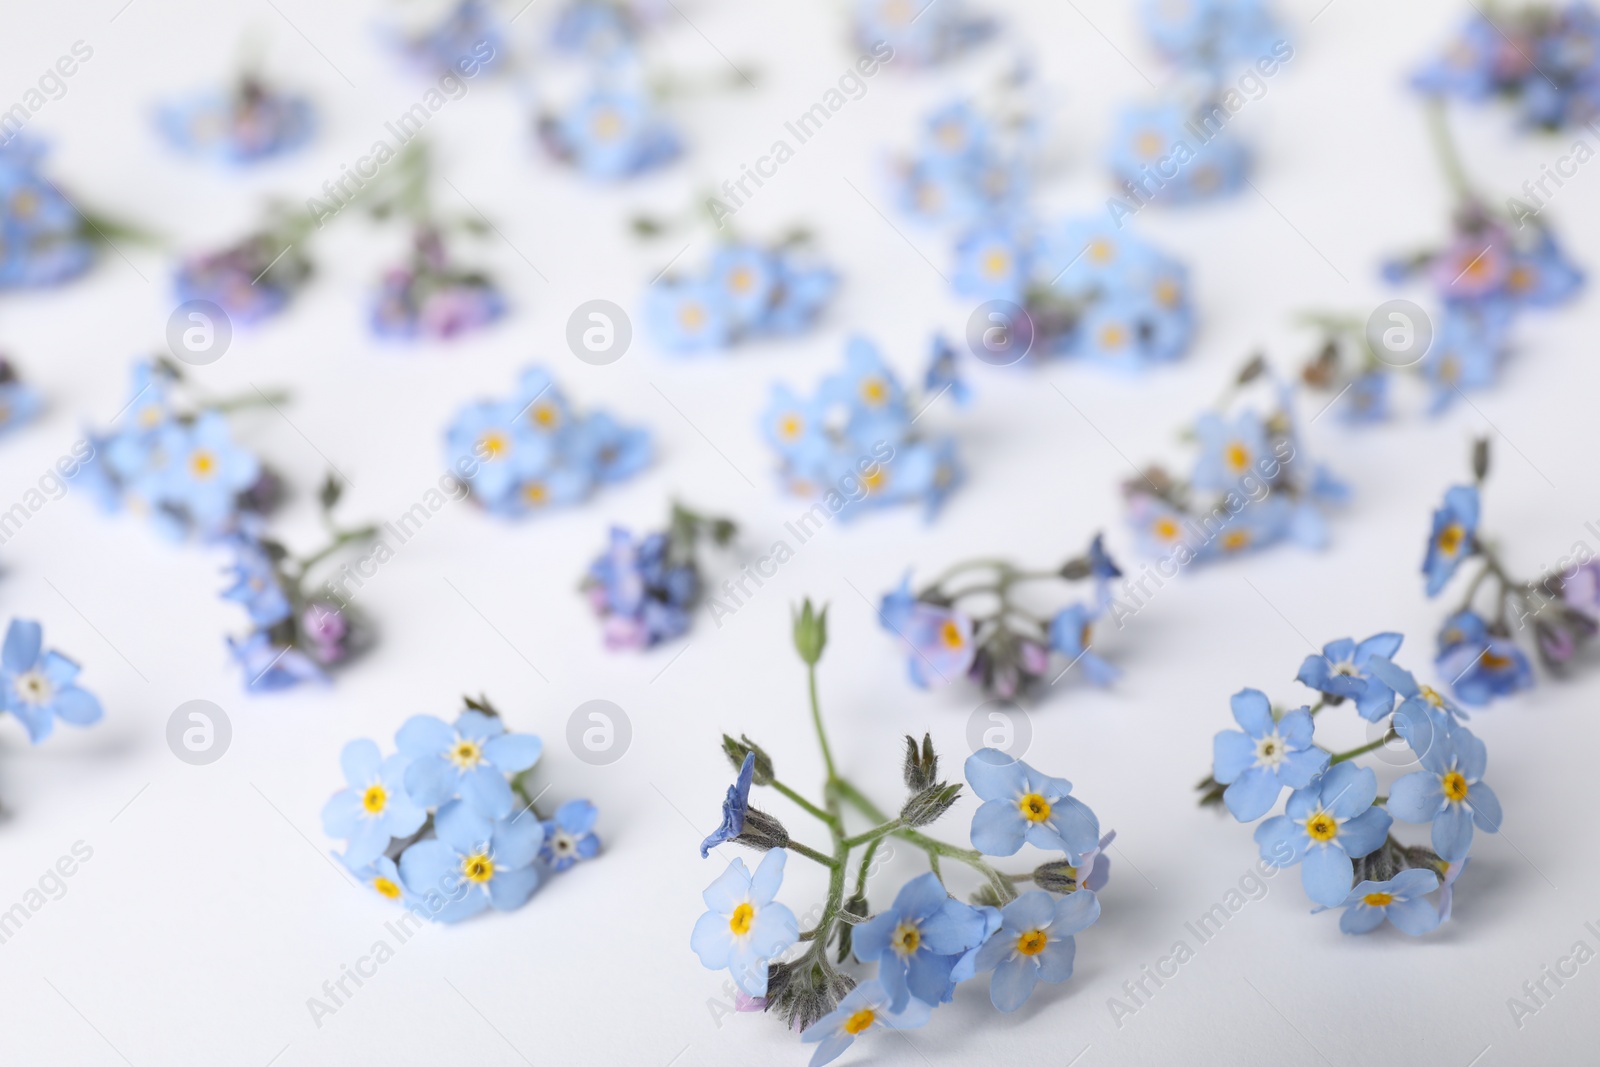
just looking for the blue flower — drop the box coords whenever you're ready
[1109,102,1249,203]
[852,872,991,1010]
[393,0,507,78]
[645,277,734,353]
[965,748,1100,857]
[1339,371,1390,423]
[1388,715,1500,862]
[1295,633,1403,720]
[445,399,554,507]
[221,534,292,626]
[539,799,601,871]
[1047,603,1119,686]
[0,619,103,744]
[398,798,543,923]
[1211,689,1328,822]
[0,140,95,289]
[1422,485,1479,595]
[341,854,417,907]
[1364,654,1468,728]
[1140,0,1282,74]
[800,977,932,1067]
[1191,410,1267,492]
[321,739,428,866]
[879,573,918,633]
[952,223,1029,302]
[155,411,262,535]
[690,848,798,997]
[546,87,679,179]
[1435,610,1533,706]
[853,0,994,66]
[899,603,977,688]
[1327,869,1442,936]
[923,335,971,406]
[586,526,696,650]
[1253,762,1393,907]
[229,631,326,691]
[1507,230,1583,307]
[156,83,315,163]
[397,710,543,819]
[972,888,1100,1012]
[1421,307,1505,411]
[569,410,652,484]
[700,752,755,857]
[762,251,838,336]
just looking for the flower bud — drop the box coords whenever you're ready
[734,808,789,852]
[900,782,961,828]
[792,599,828,665]
[902,733,938,791]
[722,733,775,785]
[1032,859,1082,894]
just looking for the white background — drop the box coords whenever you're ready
[0,0,1597,1064]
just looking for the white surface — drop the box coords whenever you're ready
[0,1,1597,1065]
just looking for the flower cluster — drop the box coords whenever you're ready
[0,357,42,436]
[0,619,103,745]
[78,360,281,541]
[156,75,314,163]
[222,476,377,692]
[0,138,99,289]
[1414,4,1600,130]
[552,0,666,55]
[851,0,993,67]
[1417,439,1590,706]
[762,337,964,521]
[366,144,504,342]
[877,535,1124,698]
[646,234,838,352]
[1124,359,1346,566]
[323,698,599,924]
[1203,637,1497,935]
[583,502,736,649]
[691,603,1109,1064]
[388,0,507,79]
[445,366,652,516]
[175,211,313,325]
[537,43,681,180]
[1110,1,1290,206]
[891,99,1032,230]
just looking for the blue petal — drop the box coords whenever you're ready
[1033,935,1076,983]
[1469,782,1502,832]
[1320,763,1377,819]
[484,731,542,774]
[493,813,544,869]
[1339,903,1386,934]
[461,766,515,819]
[1212,730,1255,784]
[1036,794,1099,855]
[50,686,102,726]
[454,710,504,742]
[404,755,456,810]
[1301,845,1354,907]
[1386,771,1444,823]
[395,714,453,758]
[1223,766,1282,822]
[989,955,1040,1012]
[1051,888,1101,936]
[1432,803,1475,862]
[1387,895,1442,936]
[1253,815,1304,867]
[434,798,493,854]
[1338,806,1393,859]
[320,789,365,839]
[398,839,459,896]
[487,864,540,910]
[691,910,734,969]
[750,847,788,904]
[963,748,1028,801]
[1279,747,1329,790]
[1229,688,1273,736]
[970,800,1027,856]
[341,738,383,787]
[2,619,41,672]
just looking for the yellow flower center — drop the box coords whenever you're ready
[524,482,549,505]
[531,403,559,430]
[1480,649,1512,670]
[843,1008,877,1035]
[139,404,164,428]
[1136,131,1164,157]
[1017,929,1049,956]
[1099,323,1127,349]
[983,249,1011,278]
[449,739,483,770]
[1420,686,1446,708]
[1222,529,1251,552]
[361,785,387,814]
[678,301,705,330]
[778,414,803,440]
[1019,793,1051,823]
[1305,812,1338,843]
[373,877,403,900]
[890,922,921,956]
[189,449,218,479]
[1442,771,1469,802]
[1088,238,1113,263]
[478,431,509,459]
[938,619,964,648]
[462,853,495,883]
[1154,278,1180,307]
[590,108,623,139]
[1436,523,1464,555]
[729,266,754,293]
[1362,891,1394,908]
[860,377,888,406]
[1225,442,1251,473]
[862,467,886,493]
[1153,516,1180,540]
[728,902,755,936]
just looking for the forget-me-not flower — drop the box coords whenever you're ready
[965,748,1100,857]
[1211,688,1328,822]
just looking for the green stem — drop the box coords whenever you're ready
[841,820,903,850]
[297,525,379,575]
[807,663,838,785]
[786,841,839,868]
[1328,733,1394,766]
[769,778,839,829]
[833,779,1017,903]
[853,838,883,898]
[1425,97,1475,207]
[211,389,291,413]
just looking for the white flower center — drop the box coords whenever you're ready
[14,669,52,705]
[1254,732,1287,768]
